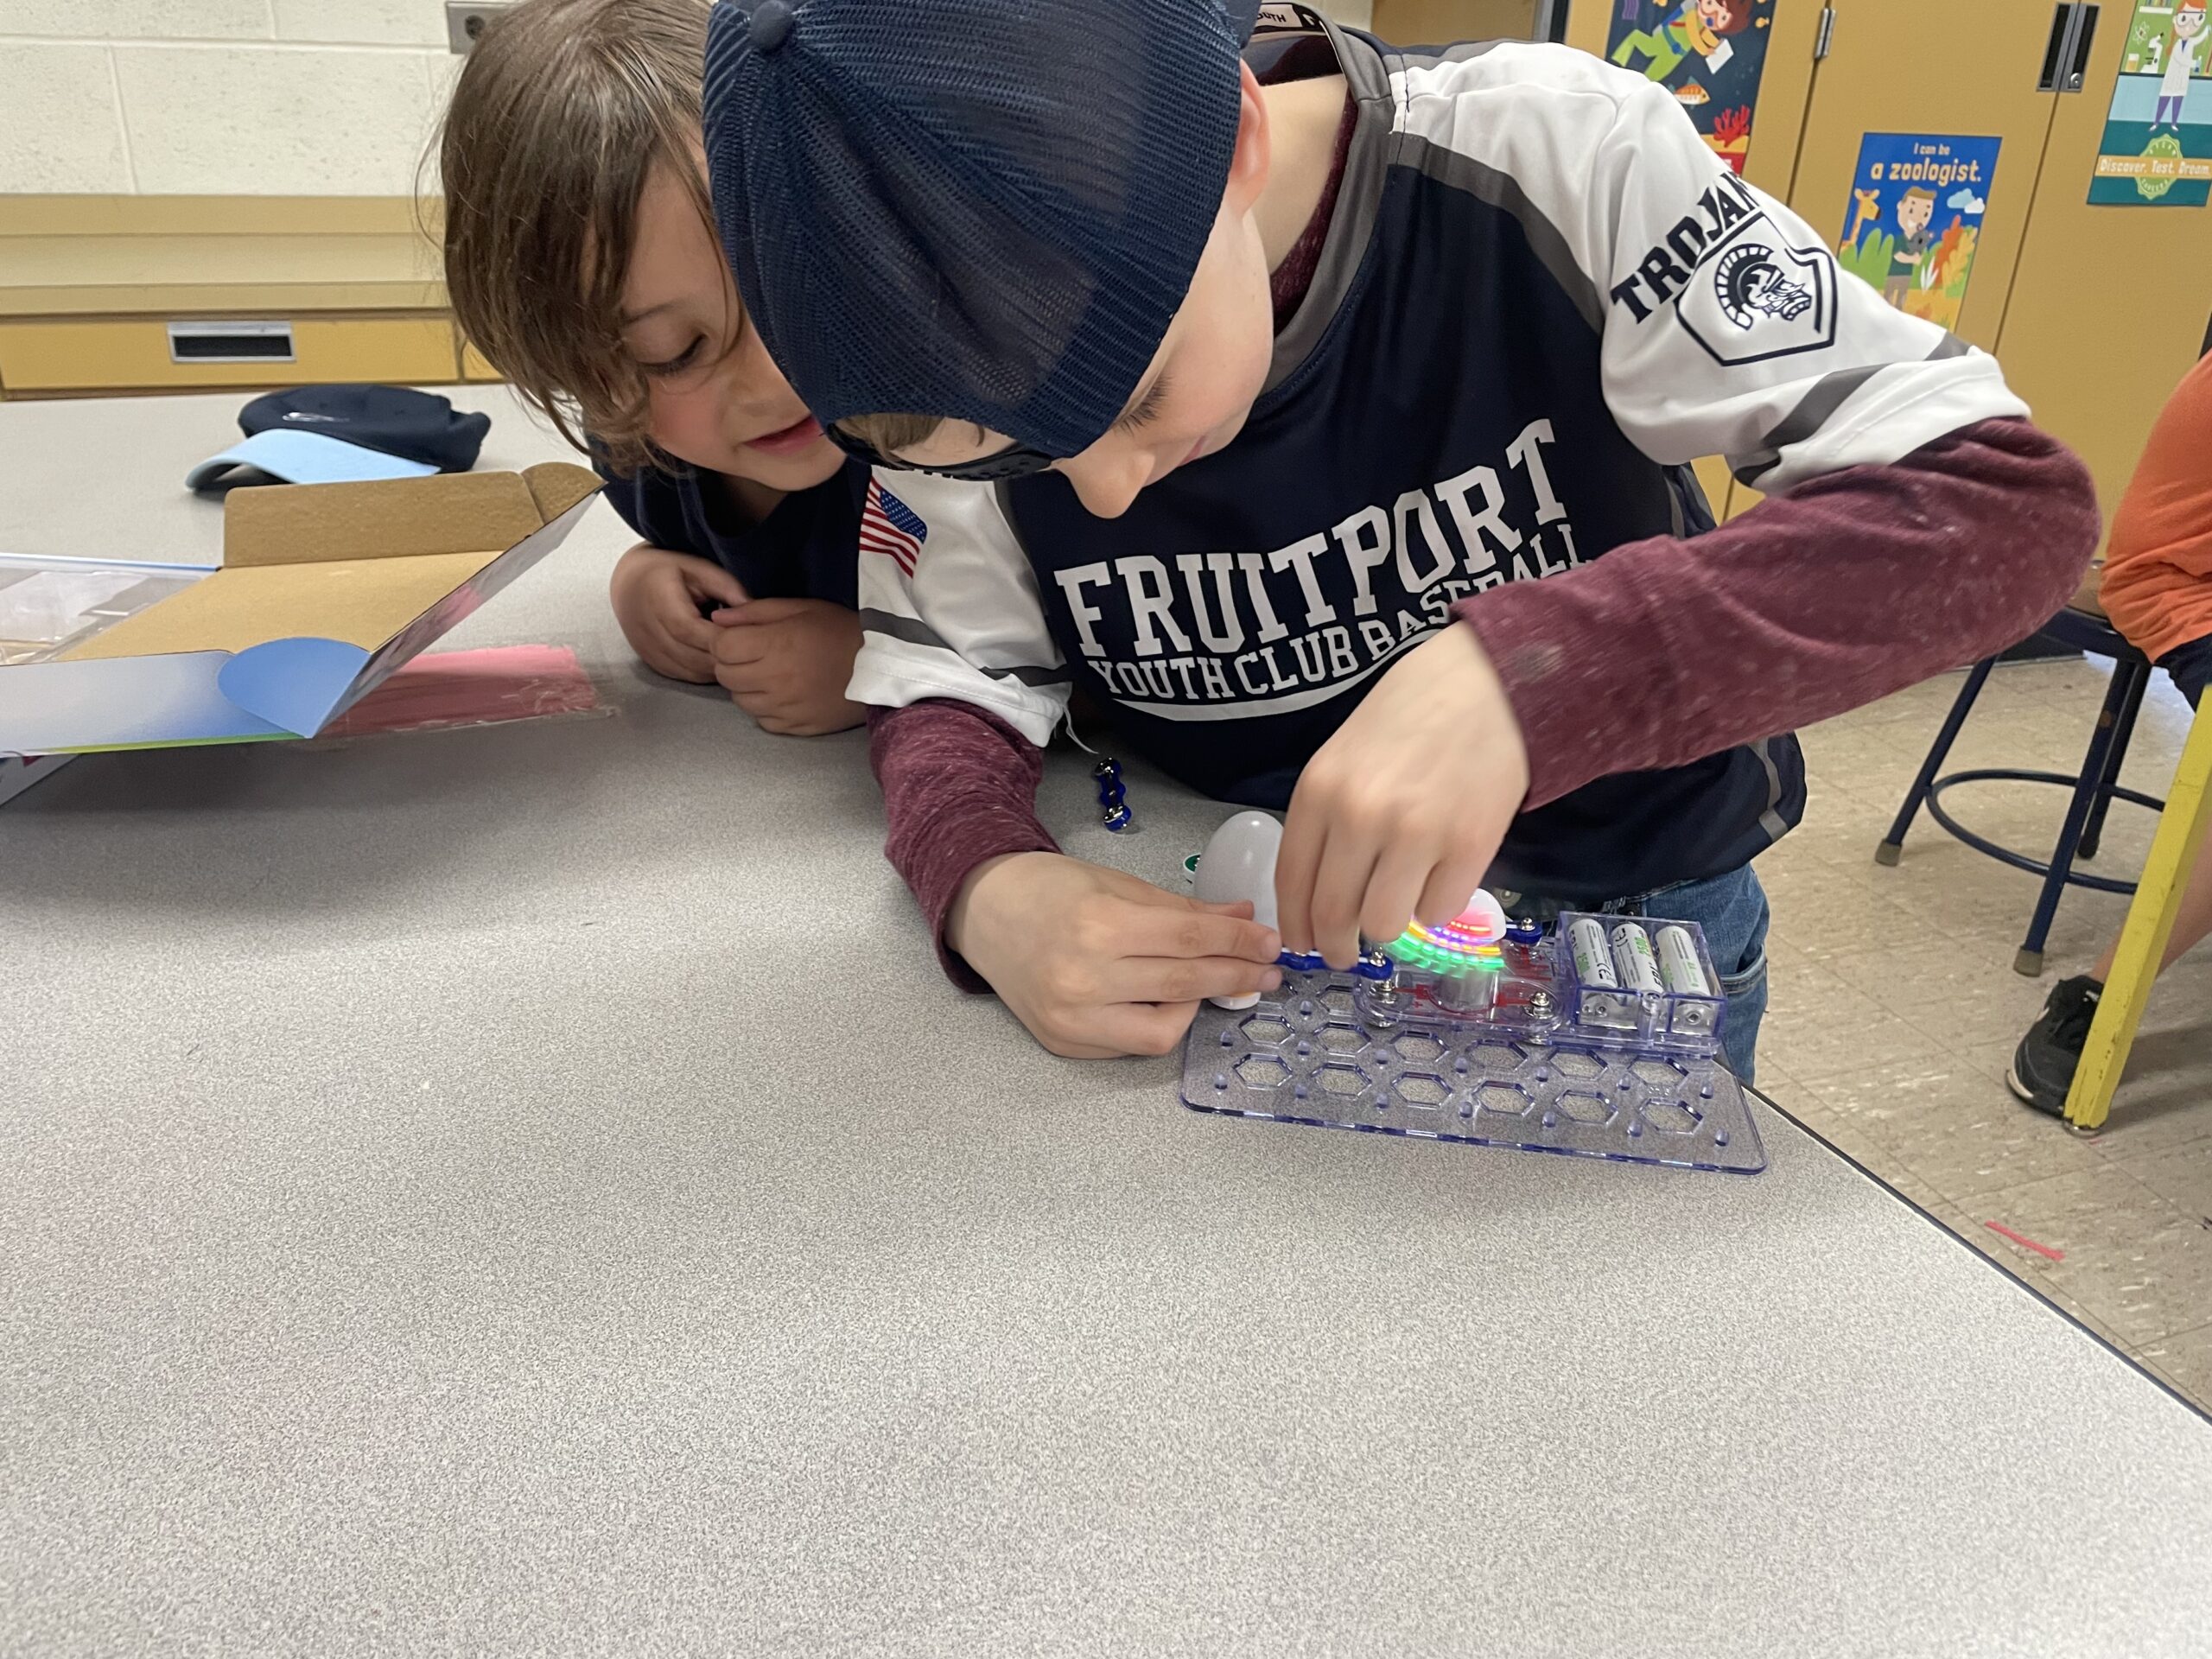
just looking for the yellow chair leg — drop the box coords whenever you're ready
[2065,704,2212,1132]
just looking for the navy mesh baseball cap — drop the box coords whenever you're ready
[703,0,1262,478]
[187,385,490,492]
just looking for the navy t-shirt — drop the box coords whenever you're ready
[594,454,868,608]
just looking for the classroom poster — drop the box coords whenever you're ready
[2090,0,2212,206]
[1605,0,1777,175]
[1837,133,2001,333]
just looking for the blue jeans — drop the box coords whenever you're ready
[1607,865,1772,1084]
[2158,632,2212,710]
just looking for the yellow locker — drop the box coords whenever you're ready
[0,194,456,398]
[1992,8,2212,518]
[1370,1,1543,41]
[1784,0,2067,354]
[460,340,505,383]
[1786,0,2209,524]
[0,315,462,396]
[1752,0,2092,520]
[1388,5,2199,524]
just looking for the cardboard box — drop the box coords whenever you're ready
[0,462,601,756]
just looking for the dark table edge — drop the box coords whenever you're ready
[1747,1082,2212,1427]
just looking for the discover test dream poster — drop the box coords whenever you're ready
[2091,0,2212,206]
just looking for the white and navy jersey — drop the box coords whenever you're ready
[849,18,2027,902]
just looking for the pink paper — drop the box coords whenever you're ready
[321,645,601,738]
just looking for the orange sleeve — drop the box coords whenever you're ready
[2098,353,2212,664]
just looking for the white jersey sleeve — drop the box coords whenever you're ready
[844,470,1071,745]
[1393,46,2027,493]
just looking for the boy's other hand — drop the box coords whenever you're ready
[949,852,1285,1058]
[708,598,867,735]
[1277,626,1530,969]
[609,544,747,683]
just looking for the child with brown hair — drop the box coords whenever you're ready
[438,0,867,734]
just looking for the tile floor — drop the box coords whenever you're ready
[1757,654,2211,1408]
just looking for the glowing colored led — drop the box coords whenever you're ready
[1388,896,1508,976]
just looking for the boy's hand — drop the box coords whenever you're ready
[608,545,747,683]
[708,599,868,735]
[949,852,1285,1058]
[1276,625,1530,968]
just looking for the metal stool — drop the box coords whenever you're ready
[1875,594,2164,977]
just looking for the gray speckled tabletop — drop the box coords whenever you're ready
[5,390,2211,1656]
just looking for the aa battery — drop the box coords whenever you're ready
[1611,922,1663,996]
[1568,918,1618,988]
[1655,925,1713,997]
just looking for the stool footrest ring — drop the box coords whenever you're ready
[1923,768,2164,896]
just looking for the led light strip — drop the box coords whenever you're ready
[1388,904,1506,975]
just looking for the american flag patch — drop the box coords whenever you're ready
[859,479,927,575]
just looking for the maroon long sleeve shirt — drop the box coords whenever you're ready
[871,416,2096,988]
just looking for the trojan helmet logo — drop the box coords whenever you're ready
[1713,244,1814,331]
[1675,214,1836,366]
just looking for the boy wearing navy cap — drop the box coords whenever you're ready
[705,0,2099,1065]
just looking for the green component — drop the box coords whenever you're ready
[1385,925,1509,976]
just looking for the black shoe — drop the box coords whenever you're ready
[2006,975,2102,1117]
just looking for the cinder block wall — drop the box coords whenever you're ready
[0,1,459,196]
[0,0,1383,200]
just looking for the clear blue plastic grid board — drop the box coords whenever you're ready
[1179,974,1767,1174]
